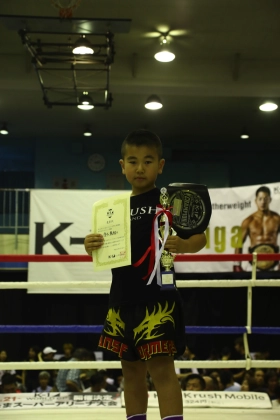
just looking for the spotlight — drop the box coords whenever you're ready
[240,127,249,139]
[72,35,94,55]
[77,92,94,110]
[144,95,163,110]
[259,102,278,112]
[83,126,92,136]
[154,37,175,62]
[0,123,8,135]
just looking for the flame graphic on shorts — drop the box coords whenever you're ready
[104,308,125,337]
[133,301,175,344]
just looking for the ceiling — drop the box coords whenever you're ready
[1,0,280,150]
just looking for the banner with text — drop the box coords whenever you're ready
[28,182,280,293]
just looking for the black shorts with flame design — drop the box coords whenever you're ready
[98,297,186,361]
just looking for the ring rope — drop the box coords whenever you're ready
[1,253,279,372]
[0,360,279,370]
[0,253,280,262]
[0,280,279,289]
[1,325,280,334]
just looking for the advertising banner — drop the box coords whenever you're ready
[28,182,280,293]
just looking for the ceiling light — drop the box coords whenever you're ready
[77,92,94,110]
[72,35,94,55]
[154,37,175,62]
[0,123,8,135]
[145,95,163,110]
[83,126,92,136]
[259,102,278,112]
[240,127,249,139]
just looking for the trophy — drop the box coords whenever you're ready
[158,183,212,291]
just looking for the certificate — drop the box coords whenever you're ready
[92,192,131,271]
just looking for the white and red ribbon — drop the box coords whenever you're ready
[133,205,173,285]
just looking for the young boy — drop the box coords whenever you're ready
[84,129,206,420]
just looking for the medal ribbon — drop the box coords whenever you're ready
[133,205,173,285]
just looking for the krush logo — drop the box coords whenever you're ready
[107,208,114,218]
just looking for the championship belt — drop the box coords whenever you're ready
[159,183,212,291]
[249,244,279,270]
[167,183,212,239]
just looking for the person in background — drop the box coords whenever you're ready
[181,374,206,391]
[83,372,108,393]
[264,369,279,400]
[0,373,22,394]
[0,350,16,386]
[21,345,41,392]
[33,371,52,393]
[219,370,241,391]
[56,348,91,392]
[59,343,74,361]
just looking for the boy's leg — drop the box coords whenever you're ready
[146,355,183,419]
[121,359,148,417]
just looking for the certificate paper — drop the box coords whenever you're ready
[92,193,131,271]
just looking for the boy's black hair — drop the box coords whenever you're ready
[256,186,271,197]
[121,129,163,158]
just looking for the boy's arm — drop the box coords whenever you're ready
[164,232,206,254]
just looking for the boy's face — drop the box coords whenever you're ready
[119,145,165,195]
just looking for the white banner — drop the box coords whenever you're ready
[0,392,121,410]
[122,391,271,409]
[28,182,280,293]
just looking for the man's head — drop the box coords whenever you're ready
[182,374,206,391]
[234,336,245,355]
[119,129,165,195]
[42,346,57,361]
[38,371,50,389]
[253,368,265,386]
[1,373,17,393]
[72,348,92,361]
[63,343,74,358]
[255,186,271,211]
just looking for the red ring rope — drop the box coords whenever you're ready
[0,253,279,262]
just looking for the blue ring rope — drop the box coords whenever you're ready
[0,325,279,334]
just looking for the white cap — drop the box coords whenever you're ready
[43,346,57,355]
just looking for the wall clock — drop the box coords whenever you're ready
[87,154,105,172]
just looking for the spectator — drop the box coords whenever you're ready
[56,348,91,392]
[33,371,52,393]
[232,337,246,383]
[83,372,107,392]
[203,375,219,391]
[253,368,266,390]
[264,369,279,400]
[39,346,57,362]
[59,343,74,361]
[272,385,280,408]
[209,371,223,390]
[0,349,16,386]
[241,376,258,392]
[181,374,206,391]
[21,345,41,392]
[38,346,58,387]
[219,370,241,391]
[1,373,21,394]
[80,352,97,389]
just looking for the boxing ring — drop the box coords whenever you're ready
[0,252,279,419]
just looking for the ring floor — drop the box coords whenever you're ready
[1,407,279,419]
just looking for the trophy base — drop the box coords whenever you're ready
[160,271,176,291]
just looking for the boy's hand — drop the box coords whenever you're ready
[164,235,186,253]
[84,234,104,256]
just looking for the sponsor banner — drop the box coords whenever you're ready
[28,182,280,293]
[0,392,121,410]
[147,391,271,409]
